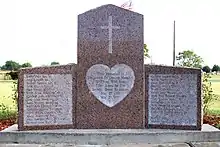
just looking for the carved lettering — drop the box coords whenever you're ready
[148,74,197,126]
[23,74,72,126]
[86,64,135,107]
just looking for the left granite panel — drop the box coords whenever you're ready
[18,64,76,131]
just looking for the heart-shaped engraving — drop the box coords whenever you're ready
[86,64,135,107]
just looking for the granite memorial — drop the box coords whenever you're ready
[18,64,76,130]
[76,4,144,129]
[17,4,202,131]
[145,65,202,130]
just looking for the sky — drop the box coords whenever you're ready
[0,0,219,67]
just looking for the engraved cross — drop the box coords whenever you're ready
[101,16,120,54]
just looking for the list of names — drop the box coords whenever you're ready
[23,74,72,126]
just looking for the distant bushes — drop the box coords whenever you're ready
[0,103,17,120]
[6,71,19,80]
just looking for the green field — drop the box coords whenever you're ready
[0,80,17,119]
[207,75,220,114]
[0,80,16,110]
[210,75,220,95]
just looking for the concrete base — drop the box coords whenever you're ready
[0,124,219,145]
[0,143,220,147]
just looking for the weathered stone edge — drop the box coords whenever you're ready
[0,130,220,144]
[0,142,220,147]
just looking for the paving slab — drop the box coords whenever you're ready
[0,124,219,144]
[0,144,188,147]
[192,142,220,147]
[0,144,190,147]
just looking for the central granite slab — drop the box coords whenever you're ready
[76,4,144,129]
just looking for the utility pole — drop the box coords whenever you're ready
[173,20,176,66]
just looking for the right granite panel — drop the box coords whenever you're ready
[145,65,202,130]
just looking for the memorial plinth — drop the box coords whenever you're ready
[0,124,219,144]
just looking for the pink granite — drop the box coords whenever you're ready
[18,64,76,130]
[76,4,144,129]
[145,65,202,130]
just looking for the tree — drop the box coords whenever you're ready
[212,64,219,74]
[144,44,150,58]
[202,66,211,73]
[176,50,203,68]
[21,62,32,68]
[1,60,20,71]
[176,50,218,114]
[50,61,60,65]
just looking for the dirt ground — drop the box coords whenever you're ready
[0,118,16,131]
[203,115,220,129]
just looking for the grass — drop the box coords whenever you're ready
[206,109,220,115]
[0,80,15,97]
[0,104,17,120]
[207,74,220,115]
[0,80,17,119]
[0,70,11,80]
[210,80,220,96]
[0,80,15,106]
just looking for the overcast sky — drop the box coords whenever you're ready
[0,0,219,67]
